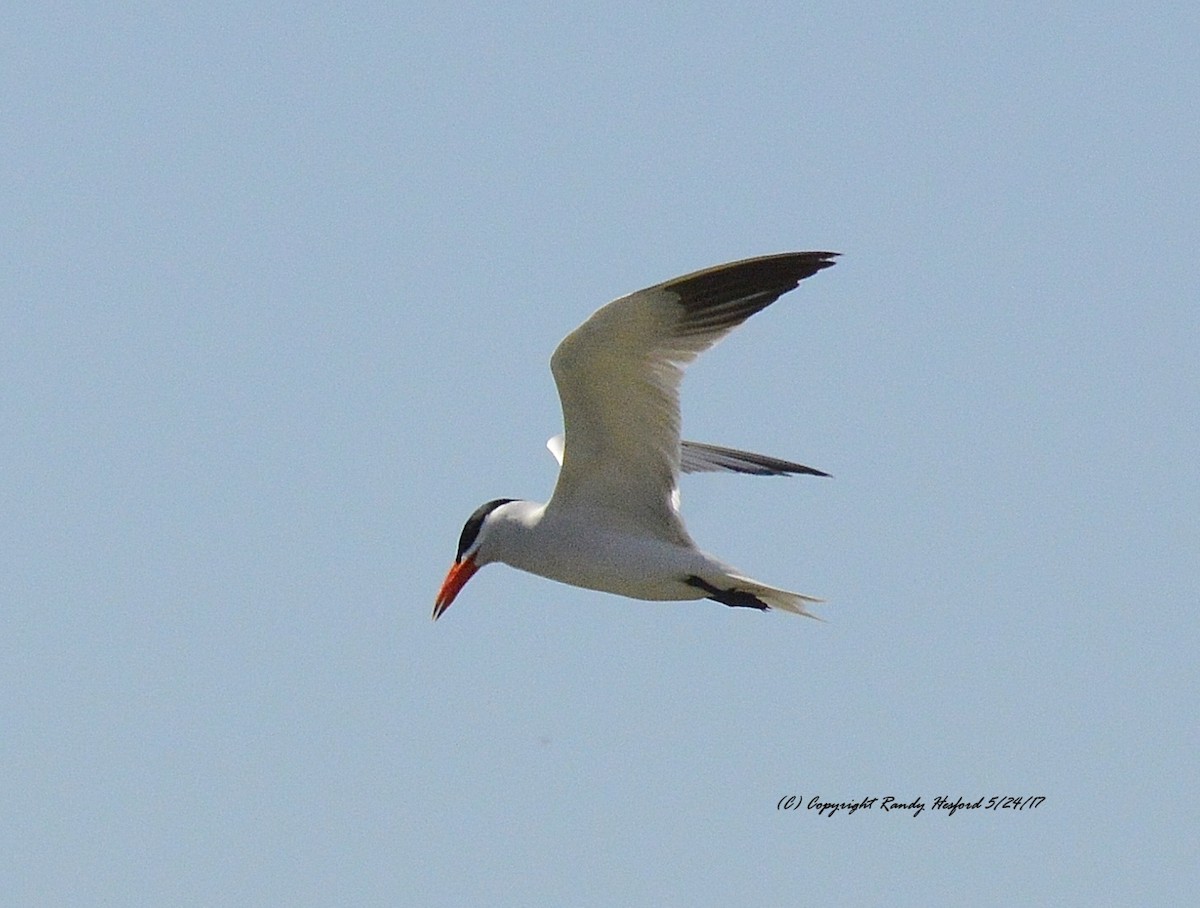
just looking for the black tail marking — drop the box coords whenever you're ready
[683,575,770,611]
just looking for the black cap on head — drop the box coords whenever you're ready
[456,498,516,562]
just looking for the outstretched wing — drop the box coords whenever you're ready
[679,441,829,477]
[545,252,837,541]
[548,435,828,477]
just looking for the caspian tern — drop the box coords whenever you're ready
[434,251,838,620]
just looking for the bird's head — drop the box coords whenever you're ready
[433,498,517,620]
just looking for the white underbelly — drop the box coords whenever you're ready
[501,522,716,601]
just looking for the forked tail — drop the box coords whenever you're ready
[684,574,824,619]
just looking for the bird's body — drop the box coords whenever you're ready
[434,251,838,620]
[464,499,740,601]
[471,500,700,598]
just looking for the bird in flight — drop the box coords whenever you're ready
[434,251,838,620]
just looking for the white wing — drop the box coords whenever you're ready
[545,252,837,542]
[548,435,829,477]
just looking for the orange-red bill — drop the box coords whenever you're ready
[433,557,479,620]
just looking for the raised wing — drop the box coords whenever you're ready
[545,252,837,541]
[548,434,828,477]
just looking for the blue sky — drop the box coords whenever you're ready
[4,2,1197,904]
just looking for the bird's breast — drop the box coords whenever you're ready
[497,513,712,601]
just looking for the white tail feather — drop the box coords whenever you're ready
[727,574,825,619]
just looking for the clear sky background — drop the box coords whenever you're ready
[4,3,1197,905]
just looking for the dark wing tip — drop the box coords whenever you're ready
[664,252,839,335]
[666,250,839,291]
[680,440,831,477]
